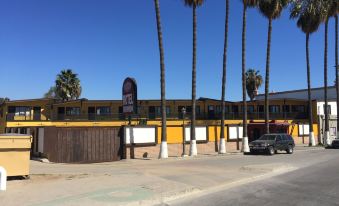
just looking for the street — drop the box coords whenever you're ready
[0,147,337,206]
[169,149,339,206]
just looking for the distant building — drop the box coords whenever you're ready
[255,86,337,116]
[255,86,338,143]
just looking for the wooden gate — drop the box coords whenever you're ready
[44,127,123,163]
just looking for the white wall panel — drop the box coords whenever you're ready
[229,126,243,140]
[184,126,207,141]
[299,124,310,135]
[125,127,156,144]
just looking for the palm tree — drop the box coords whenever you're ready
[184,0,204,156]
[335,7,339,139]
[44,86,62,99]
[246,69,263,101]
[219,0,230,154]
[328,0,339,139]
[55,69,82,101]
[0,97,9,105]
[258,0,290,134]
[323,0,339,146]
[290,0,323,146]
[241,0,258,153]
[154,0,168,159]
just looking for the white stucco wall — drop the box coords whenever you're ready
[317,101,337,116]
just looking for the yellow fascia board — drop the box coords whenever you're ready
[5,119,308,128]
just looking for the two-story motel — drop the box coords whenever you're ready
[0,86,337,162]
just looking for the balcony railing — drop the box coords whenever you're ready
[6,113,42,121]
[6,111,308,122]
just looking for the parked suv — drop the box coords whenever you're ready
[249,134,295,155]
[331,139,339,149]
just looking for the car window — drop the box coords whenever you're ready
[286,135,293,141]
[276,136,282,141]
[258,135,276,141]
[282,135,288,141]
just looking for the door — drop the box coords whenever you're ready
[253,128,261,141]
[33,107,41,120]
[257,105,264,119]
[88,107,95,120]
[275,135,284,150]
[329,118,337,144]
[208,106,215,119]
[57,107,65,120]
[178,106,185,119]
[149,106,155,119]
[7,106,15,120]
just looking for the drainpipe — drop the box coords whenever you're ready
[283,99,286,121]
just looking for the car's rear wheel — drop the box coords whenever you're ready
[267,146,275,155]
[286,145,293,154]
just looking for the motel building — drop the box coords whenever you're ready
[0,86,337,163]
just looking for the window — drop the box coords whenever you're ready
[330,127,337,136]
[154,106,170,115]
[14,107,31,116]
[248,106,254,113]
[257,105,264,113]
[216,105,229,114]
[323,105,332,115]
[20,128,27,134]
[286,135,293,141]
[155,107,161,115]
[232,105,239,113]
[292,105,305,113]
[216,105,222,114]
[269,105,280,113]
[66,107,80,115]
[225,105,229,113]
[282,105,290,113]
[96,107,111,115]
[196,106,201,115]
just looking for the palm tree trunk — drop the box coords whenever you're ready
[264,18,272,134]
[324,19,330,146]
[219,0,229,154]
[335,14,338,139]
[190,4,198,156]
[154,0,168,158]
[241,4,249,153]
[306,33,315,146]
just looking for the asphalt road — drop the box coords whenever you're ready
[169,149,339,206]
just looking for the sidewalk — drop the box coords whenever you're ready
[0,147,329,206]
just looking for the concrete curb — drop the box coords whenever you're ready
[123,147,323,162]
[294,147,325,152]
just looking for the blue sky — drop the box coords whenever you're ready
[0,0,337,101]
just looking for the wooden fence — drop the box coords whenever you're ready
[44,127,123,163]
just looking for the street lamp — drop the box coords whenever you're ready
[181,107,186,157]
